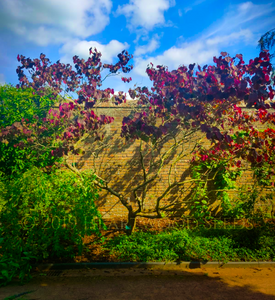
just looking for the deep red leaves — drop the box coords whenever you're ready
[121,51,275,167]
[3,50,275,170]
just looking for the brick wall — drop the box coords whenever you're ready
[67,102,275,219]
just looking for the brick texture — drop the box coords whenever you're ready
[67,103,275,219]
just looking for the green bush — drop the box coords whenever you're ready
[0,167,105,286]
[0,172,7,213]
[0,84,60,178]
[105,230,190,262]
[104,225,275,263]
[0,84,56,127]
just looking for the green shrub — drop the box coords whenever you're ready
[0,167,105,286]
[0,172,7,213]
[0,84,60,178]
[0,84,56,127]
[104,225,275,263]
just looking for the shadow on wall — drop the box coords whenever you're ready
[67,106,274,220]
[69,125,197,218]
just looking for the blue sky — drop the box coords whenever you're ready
[0,0,274,98]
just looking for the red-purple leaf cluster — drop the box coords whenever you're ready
[122,52,275,164]
[121,77,132,83]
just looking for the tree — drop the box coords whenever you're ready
[258,28,275,60]
[258,28,275,86]
[97,51,275,233]
[1,49,274,235]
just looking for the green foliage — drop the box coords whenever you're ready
[105,229,189,262]
[190,159,242,222]
[189,129,275,221]
[0,171,7,213]
[189,162,211,221]
[225,186,259,219]
[253,162,275,187]
[104,225,275,263]
[0,167,105,286]
[226,156,275,219]
[0,84,59,178]
[0,84,56,127]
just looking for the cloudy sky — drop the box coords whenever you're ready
[0,0,274,95]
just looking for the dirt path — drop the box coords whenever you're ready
[1,267,275,300]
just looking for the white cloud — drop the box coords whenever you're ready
[59,39,129,64]
[206,1,275,38]
[132,1,275,77]
[133,29,254,77]
[206,29,253,46]
[183,0,207,14]
[0,0,112,46]
[116,0,175,31]
[134,37,160,56]
[113,91,137,100]
[0,74,5,85]
[184,7,192,13]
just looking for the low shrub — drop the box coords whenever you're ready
[104,225,275,263]
[0,167,105,286]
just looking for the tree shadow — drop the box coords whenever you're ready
[2,266,275,300]
[69,126,210,219]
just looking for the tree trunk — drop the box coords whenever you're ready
[125,212,137,236]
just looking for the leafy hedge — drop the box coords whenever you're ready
[0,167,105,286]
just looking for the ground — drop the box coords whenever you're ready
[2,218,275,299]
[1,267,275,300]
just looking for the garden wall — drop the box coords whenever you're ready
[67,102,275,219]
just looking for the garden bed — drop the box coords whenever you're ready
[37,217,275,265]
